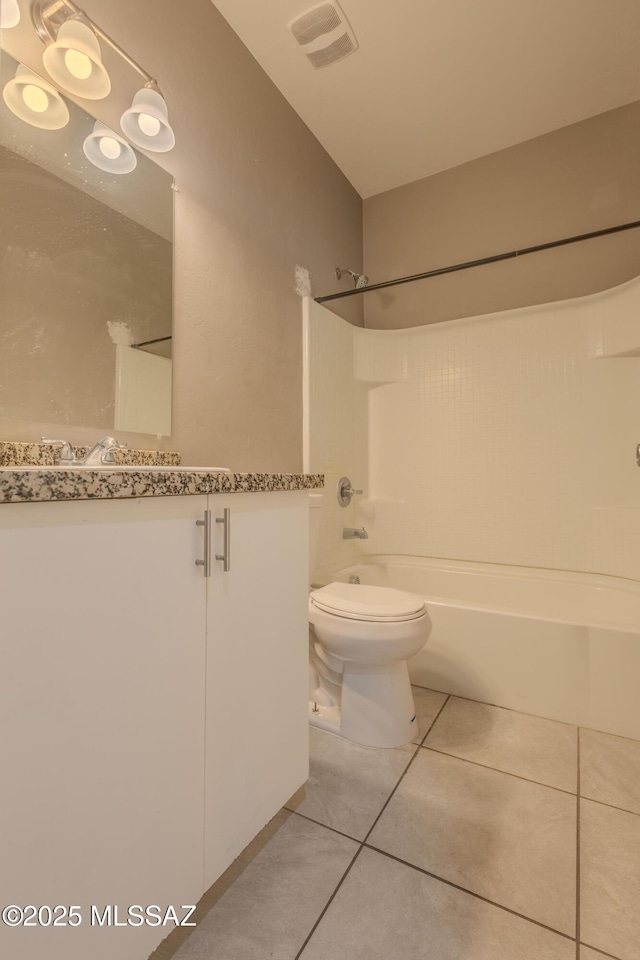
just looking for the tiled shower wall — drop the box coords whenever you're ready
[305,275,640,582]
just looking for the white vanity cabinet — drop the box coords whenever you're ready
[0,495,208,960]
[203,492,309,888]
[0,488,310,960]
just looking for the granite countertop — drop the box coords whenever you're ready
[0,469,324,504]
[0,440,181,468]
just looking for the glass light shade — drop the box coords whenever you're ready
[99,136,122,160]
[138,112,161,137]
[3,64,69,129]
[0,0,20,28]
[83,121,137,174]
[120,87,175,153]
[64,48,92,80]
[42,19,111,99]
[22,84,49,112]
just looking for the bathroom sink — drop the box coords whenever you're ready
[0,465,231,473]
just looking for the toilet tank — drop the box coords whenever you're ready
[309,493,323,582]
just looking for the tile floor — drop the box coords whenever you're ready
[152,687,640,960]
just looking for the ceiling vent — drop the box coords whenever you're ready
[288,2,358,69]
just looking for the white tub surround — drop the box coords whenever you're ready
[302,299,369,573]
[317,556,640,742]
[304,274,640,583]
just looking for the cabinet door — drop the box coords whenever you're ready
[0,496,208,960]
[204,491,309,888]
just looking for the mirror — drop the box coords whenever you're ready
[0,49,174,437]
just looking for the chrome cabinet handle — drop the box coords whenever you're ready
[196,509,211,577]
[216,508,231,572]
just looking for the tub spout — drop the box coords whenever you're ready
[343,527,368,540]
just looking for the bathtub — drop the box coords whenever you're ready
[315,555,640,740]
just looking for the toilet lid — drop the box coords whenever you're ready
[310,582,426,622]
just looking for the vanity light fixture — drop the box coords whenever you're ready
[41,17,111,99]
[0,0,21,28]
[3,63,70,129]
[31,0,175,149]
[120,85,175,153]
[83,120,137,174]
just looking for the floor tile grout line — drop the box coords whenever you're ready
[579,942,624,960]
[293,691,614,959]
[579,794,640,820]
[292,845,364,960]
[578,722,640,817]
[416,695,450,746]
[578,723,640,746]
[411,684,581,729]
[287,807,363,844]
[289,722,636,960]
[419,743,578,797]
[361,696,451,846]
[293,697,454,959]
[576,734,581,960]
[419,742,640,820]
[294,697,452,960]
[413,685,640,746]
[363,843,576,943]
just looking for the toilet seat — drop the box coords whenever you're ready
[310,581,426,623]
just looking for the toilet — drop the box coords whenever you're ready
[308,494,431,748]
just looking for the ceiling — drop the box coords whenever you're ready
[211,0,640,198]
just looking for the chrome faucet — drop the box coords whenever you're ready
[343,527,368,540]
[77,437,126,466]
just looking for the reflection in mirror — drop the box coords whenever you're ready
[0,49,174,437]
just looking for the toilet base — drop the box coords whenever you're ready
[309,661,417,748]
[308,702,341,736]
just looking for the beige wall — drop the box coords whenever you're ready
[363,101,640,329]
[1,0,363,470]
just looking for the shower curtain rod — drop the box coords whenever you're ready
[131,335,173,349]
[315,219,640,303]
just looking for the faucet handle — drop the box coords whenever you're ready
[101,439,127,464]
[41,437,75,464]
[76,436,127,467]
[337,476,363,507]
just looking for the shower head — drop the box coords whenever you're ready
[336,267,369,289]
